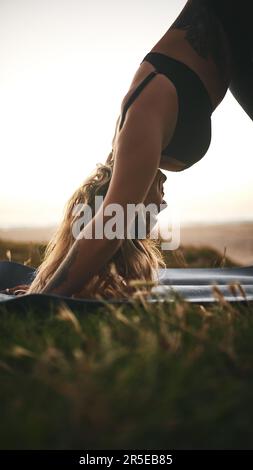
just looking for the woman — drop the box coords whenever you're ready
[15,157,166,299]
[2,161,167,299]
[26,0,253,297]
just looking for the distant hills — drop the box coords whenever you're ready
[0,225,57,243]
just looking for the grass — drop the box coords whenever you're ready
[0,237,239,269]
[0,238,45,267]
[1,239,252,450]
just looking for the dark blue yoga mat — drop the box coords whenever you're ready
[0,260,253,305]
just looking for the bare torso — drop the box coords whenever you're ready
[113,1,233,172]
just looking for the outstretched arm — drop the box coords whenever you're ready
[40,78,177,297]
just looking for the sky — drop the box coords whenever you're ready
[0,0,252,229]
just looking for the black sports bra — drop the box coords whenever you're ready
[118,51,214,168]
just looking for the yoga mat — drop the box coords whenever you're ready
[0,260,252,305]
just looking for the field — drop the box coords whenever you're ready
[1,221,253,265]
[0,238,253,449]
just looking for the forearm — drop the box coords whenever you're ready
[41,215,122,296]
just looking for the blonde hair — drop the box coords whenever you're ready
[27,150,166,299]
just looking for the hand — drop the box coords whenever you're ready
[0,284,29,296]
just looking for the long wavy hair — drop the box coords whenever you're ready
[26,148,166,300]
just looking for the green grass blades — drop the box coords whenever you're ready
[0,297,253,449]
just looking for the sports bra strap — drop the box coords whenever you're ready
[118,70,158,131]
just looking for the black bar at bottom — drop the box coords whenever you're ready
[0,450,252,467]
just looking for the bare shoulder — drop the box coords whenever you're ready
[121,61,178,114]
[117,62,179,150]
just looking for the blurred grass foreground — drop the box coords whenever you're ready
[1,238,253,449]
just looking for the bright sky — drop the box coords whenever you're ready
[0,0,252,228]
